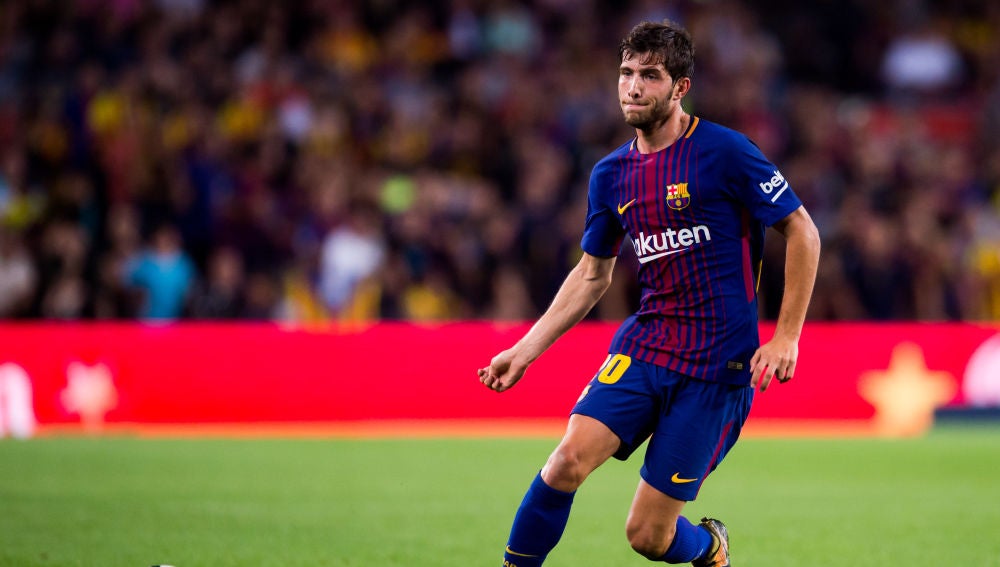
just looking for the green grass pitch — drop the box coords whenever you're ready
[2,426,999,566]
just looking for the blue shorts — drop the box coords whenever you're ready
[571,354,754,501]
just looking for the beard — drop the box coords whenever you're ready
[622,97,671,130]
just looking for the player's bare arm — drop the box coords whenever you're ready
[478,253,616,393]
[751,205,821,392]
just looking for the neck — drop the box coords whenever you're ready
[635,111,690,154]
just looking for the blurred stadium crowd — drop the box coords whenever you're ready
[1,0,999,322]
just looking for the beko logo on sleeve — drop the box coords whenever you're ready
[757,170,789,203]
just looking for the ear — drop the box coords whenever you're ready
[672,77,691,100]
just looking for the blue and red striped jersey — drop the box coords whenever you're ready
[581,116,802,385]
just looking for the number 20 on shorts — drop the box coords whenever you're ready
[596,353,632,384]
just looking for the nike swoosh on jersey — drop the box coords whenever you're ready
[617,199,636,215]
[671,472,699,484]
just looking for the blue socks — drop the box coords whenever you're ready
[502,473,712,566]
[502,472,575,567]
[660,516,714,563]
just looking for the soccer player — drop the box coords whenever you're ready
[478,20,821,566]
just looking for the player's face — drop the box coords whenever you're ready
[619,54,679,129]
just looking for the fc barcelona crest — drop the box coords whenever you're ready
[666,183,690,210]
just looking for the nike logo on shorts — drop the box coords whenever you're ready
[671,472,699,484]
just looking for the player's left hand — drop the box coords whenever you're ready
[750,335,798,392]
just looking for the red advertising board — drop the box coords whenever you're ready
[0,322,997,437]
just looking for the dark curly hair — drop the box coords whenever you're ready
[618,20,695,81]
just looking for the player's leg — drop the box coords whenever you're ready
[541,413,622,490]
[625,479,717,563]
[503,414,620,567]
[626,375,753,564]
[502,354,661,566]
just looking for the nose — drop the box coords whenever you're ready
[626,75,641,98]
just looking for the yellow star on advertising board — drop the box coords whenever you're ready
[858,342,956,437]
[60,362,118,431]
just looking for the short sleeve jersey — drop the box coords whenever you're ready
[581,117,802,385]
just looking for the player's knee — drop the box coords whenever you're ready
[626,518,674,560]
[541,445,589,490]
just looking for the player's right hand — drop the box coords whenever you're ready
[478,349,528,393]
